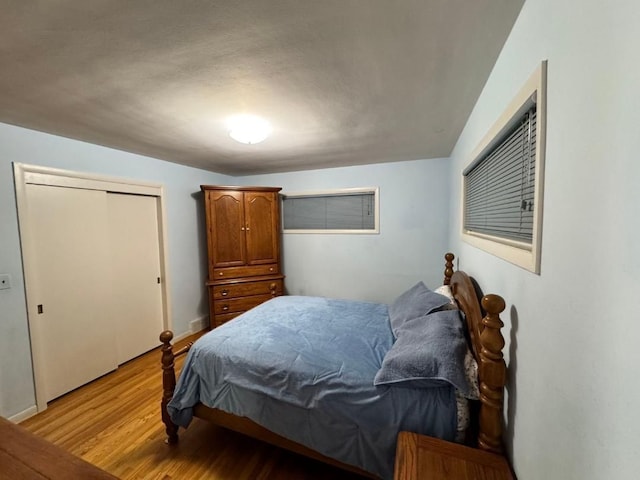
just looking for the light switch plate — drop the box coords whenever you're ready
[0,274,11,290]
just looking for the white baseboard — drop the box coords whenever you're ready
[167,317,209,343]
[7,317,210,424]
[189,316,209,334]
[8,405,38,423]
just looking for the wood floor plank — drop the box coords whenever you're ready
[20,333,368,479]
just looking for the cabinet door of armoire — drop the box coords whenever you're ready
[206,190,246,271]
[244,191,280,266]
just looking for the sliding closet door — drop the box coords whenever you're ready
[107,193,164,364]
[25,184,118,402]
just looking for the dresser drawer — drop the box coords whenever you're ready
[212,279,283,300]
[213,264,279,279]
[214,294,275,315]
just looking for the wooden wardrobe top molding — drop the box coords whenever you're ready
[200,185,282,193]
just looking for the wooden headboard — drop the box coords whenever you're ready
[443,252,507,453]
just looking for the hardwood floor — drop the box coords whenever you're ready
[20,333,368,480]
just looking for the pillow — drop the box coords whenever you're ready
[434,284,455,303]
[374,309,477,398]
[433,284,458,311]
[388,282,450,336]
[462,347,480,400]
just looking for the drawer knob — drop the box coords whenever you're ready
[221,289,229,296]
[269,283,276,291]
[269,267,274,272]
[222,305,229,311]
[219,272,224,276]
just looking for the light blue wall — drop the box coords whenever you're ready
[0,122,230,418]
[447,0,640,478]
[0,127,452,419]
[241,158,451,304]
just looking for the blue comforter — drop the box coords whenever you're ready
[168,296,456,479]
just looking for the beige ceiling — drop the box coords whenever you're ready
[0,1,523,175]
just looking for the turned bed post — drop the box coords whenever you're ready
[160,330,179,444]
[443,252,454,285]
[445,252,509,454]
[478,294,507,453]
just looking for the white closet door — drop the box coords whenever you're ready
[107,193,164,364]
[26,184,118,402]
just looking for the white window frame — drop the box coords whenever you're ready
[282,187,380,234]
[461,61,547,274]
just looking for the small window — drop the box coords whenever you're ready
[462,61,547,273]
[282,187,379,234]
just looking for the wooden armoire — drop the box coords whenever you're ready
[201,185,285,328]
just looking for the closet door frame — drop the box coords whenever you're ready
[13,162,172,413]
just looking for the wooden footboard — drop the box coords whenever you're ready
[159,330,193,444]
[159,330,375,477]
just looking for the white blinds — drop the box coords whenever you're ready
[283,192,376,230]
[464,107,536,243]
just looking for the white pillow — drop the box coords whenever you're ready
[434,285,457,310]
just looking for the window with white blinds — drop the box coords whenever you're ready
[464,107,536,243]
[462,61,546,274]
[282,188,379,233]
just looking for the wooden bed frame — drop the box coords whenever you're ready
[160,252,508,478]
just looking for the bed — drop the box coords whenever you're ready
[160,253,507,479]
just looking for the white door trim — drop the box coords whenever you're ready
[13,162,173,413]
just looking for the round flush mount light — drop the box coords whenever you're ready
[227,114,271,144]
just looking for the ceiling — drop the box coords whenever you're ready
[0,1,524,176]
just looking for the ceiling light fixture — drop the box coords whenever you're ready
[227,114,271,145]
